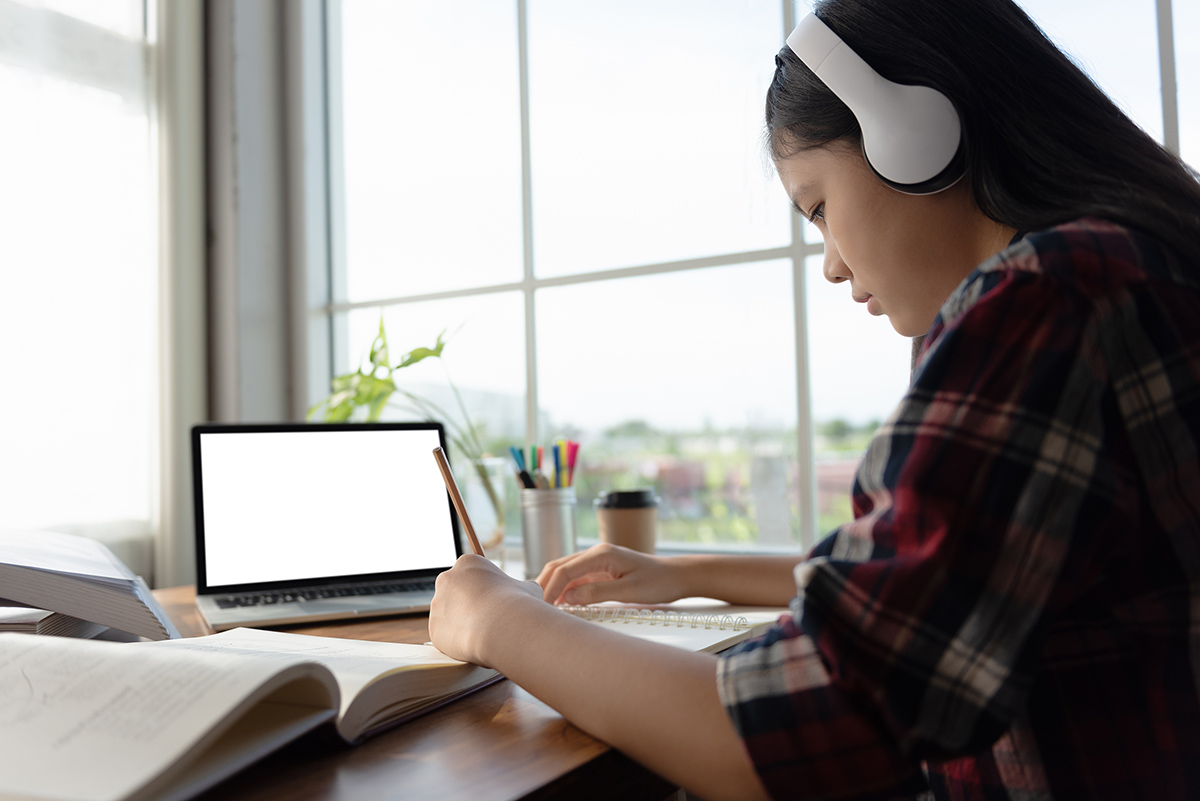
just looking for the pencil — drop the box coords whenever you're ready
[431,446,485,556]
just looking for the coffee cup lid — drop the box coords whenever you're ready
[594,489,659,509]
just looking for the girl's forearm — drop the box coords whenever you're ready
[484,594,769,801]
[674,554,805,606]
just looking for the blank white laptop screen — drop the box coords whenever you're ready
[197,427,458,589]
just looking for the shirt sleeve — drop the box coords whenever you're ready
[718,243,1127,800]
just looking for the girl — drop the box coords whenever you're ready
[429,1,1200,798]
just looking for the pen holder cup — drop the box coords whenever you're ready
[520,487,577,580]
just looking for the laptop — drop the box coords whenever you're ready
[191,422,463,632]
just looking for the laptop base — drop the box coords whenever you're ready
[196,588,436,631]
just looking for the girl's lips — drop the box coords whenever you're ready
[854,292,883,316]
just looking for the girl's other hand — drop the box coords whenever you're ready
[536,543,685,606]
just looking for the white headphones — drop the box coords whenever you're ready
[786,12,963,195]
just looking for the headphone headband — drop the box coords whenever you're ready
[786,13,963,194]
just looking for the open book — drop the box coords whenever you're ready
[0,528,178,640]
[0,628,500,801]
[559,598,789,653]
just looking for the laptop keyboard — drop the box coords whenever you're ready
[214,579,437,609]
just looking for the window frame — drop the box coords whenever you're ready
[230,0,1184,554]
[317,0,824,548]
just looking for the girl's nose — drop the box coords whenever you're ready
[823,239,850,284]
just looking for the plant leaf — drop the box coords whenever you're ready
[324,401,357,422]
[348,373,395,423]
[395,330,446,369]
[331,372,360,393]
[309,320,489,471]
[369,317,391,372]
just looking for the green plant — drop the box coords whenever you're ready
[307,321,445,424]
[307,317,504,546]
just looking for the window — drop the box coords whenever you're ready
[330,0,820,551]
[336,1,523,301]
[1178,0,1199,168]
[319,0,1187,553]
[1018,0,1163,141]
[0,2,157,551]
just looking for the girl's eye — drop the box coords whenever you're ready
[808,204,825,224]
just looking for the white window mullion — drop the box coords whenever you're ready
[782,0,819,549]
[282,0,336,418]
[1156,0,1179,155]
[324,0,351,379]
[153,0,208,587]
[517,0,539,444]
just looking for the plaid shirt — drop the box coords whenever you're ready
[718,218,1200,800]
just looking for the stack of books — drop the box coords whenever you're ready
[0,527,178,641]
[0,605,107,638]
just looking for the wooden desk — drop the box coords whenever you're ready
[154,587,678,801]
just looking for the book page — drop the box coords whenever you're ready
[0,528,137,583]
[0,606,51,628]
[148,628,476,717]
[0,607,107,638]
[0,633,335,801]
[130,575,182,639]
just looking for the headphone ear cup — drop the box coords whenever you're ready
[787,13,965,195]
[868,139,965,195]
[841,63,964,194]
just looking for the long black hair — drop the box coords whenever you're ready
[767,0,1200,266]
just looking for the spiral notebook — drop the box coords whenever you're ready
[558,600,789,654]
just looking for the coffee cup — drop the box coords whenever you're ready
[594,489,660,554]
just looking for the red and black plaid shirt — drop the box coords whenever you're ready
[718,218,1200,800]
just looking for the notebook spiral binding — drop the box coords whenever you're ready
[560,605,751,631]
